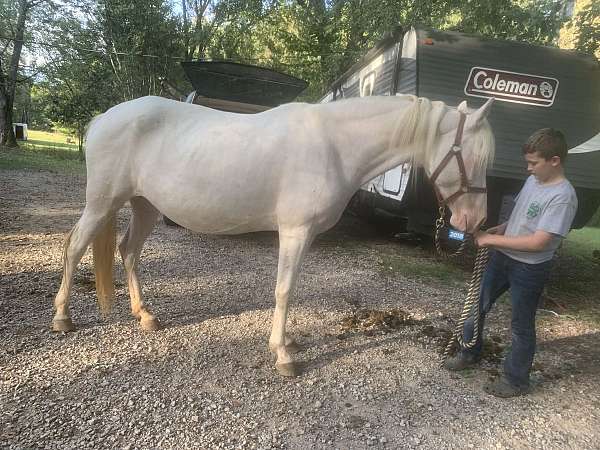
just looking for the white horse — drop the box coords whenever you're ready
[51,94,495,376]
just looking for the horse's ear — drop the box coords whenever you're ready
[457,100,468,113]
[466,97,494,129]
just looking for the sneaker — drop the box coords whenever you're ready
[443,353,480,371]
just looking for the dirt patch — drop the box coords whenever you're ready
[339,308,419,338]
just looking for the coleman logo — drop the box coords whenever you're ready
[465,67,559,107]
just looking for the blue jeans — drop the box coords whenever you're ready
[461,250,552,387]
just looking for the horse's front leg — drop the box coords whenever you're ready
[269,227,314,377]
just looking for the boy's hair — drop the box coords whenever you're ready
[522,128,568,162]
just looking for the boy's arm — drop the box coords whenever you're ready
[485,222,507,235]
[475,230,554,252]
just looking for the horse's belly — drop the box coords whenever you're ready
[152,200,278,235]
[179,216,277,235]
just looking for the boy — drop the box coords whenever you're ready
[444,128,578,398]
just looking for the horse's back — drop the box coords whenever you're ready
[82,97,342,234]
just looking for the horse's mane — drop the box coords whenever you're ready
[469,118,495,171]
[390,95,495,169]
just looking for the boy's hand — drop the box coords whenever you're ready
[474,231,492,248]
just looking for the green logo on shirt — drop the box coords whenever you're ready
[527,201,542,219]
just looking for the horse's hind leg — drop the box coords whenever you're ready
[52,206,116,332]
[269,227,315,377]
[118,197,160,331]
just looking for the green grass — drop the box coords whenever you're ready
[378,249,469,287]
[0,129,84,173]
[563,227,600,262]
[543,227,600,326]
[378,227,600,326]
[25,129,79,151]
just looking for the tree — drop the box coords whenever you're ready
[207,0,267,61]
[6,0,578,143]
[35,8,116,156]
[559,0,600,58]
[231,0,569,101]
[0,0,61,148]
[1,0,32,148]
[92,0,184,101]
[184,0,222,60]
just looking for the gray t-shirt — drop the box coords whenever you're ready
[500,175,578,264]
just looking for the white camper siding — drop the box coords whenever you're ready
[396,28,417,95]
[321,41,413,203]
[337,44,400,98]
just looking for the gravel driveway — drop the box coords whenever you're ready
[1,169,599,449]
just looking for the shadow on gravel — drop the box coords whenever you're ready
[298,333,406,375]
[151,272,387,329]
[536,332,600,380]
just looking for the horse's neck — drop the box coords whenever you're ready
[326,98,424,186]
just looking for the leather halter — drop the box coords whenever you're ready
[429,112,487,205]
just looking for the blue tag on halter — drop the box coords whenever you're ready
[448,229,465,241]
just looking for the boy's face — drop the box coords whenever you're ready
[525,151,561,182]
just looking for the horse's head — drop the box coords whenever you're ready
[426,98,495,234]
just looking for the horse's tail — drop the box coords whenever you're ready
[93,214,117,316]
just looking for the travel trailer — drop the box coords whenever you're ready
[320,27,600,232]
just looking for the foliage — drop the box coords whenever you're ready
[451,0,564,44]
[0,0,28,147]
[559,0,600,58]
[1,0,66,147]
[3,0,586,135]
[27,85,53,129]
[33,10,112,155]
[92,0,185,101]
[240,0,570,100]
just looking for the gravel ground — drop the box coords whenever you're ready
[1,168,599,449]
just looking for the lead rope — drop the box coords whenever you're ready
[440,247,489,366]
[434,205,490,366]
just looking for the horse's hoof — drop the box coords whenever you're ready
[140,318,161,331]
[275,362,300,377]
[52,318,76,332]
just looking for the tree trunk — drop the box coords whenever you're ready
[1,95,17,148]
[182,0,191,60]
[1,0,31,148]
[0,63,7,146]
